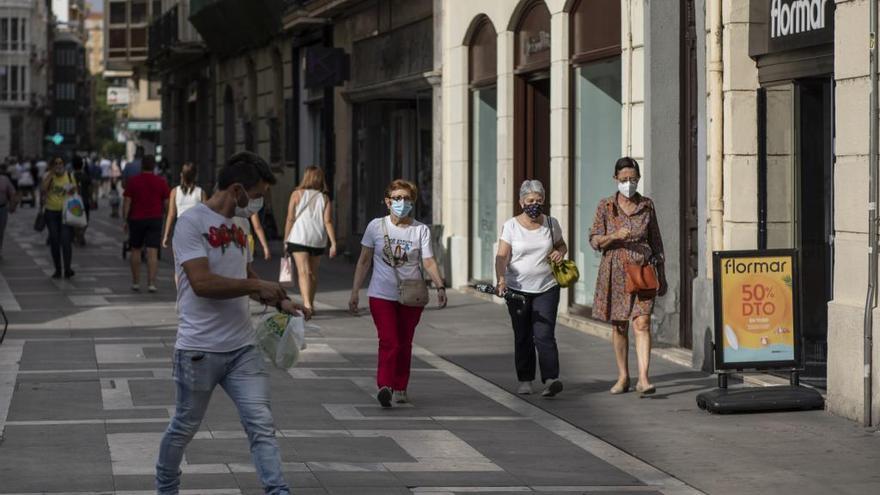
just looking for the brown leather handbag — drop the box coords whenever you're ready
[625,262,659,297]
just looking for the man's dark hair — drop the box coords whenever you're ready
[217,151,277,190]
[72,156,85,170]
[142,155,156,172]
[135,146,145,158]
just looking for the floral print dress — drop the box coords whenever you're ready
[589,193,665,322]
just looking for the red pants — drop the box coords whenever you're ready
[369,297,424,390]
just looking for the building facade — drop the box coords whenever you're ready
[50,27,89,156]
[0,0,51,160]
[103,0,161,157]
[441,0,880,426]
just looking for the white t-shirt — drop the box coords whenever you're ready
[100,159,112,178]
[500,216,561,293]
[361,216,433,301]
[173,203,255,352]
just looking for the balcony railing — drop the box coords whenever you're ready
[149,5,179,60]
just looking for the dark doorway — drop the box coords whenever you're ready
[797,77,832,384]
[514,74,551,212]
[758,76,832,387]
[679,0,698,349]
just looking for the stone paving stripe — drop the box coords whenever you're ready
[0,340,24,436]
[69,295,110,306]
[5,417,170,425]
[411,345,704,495]
[411,488,664,493]
[0,269,22,311]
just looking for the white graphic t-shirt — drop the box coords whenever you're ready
[361,216,433,301]
[173,203,255,352]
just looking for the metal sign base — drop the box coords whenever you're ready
[697,372,824,414]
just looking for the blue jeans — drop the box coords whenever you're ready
[156,345,290,495]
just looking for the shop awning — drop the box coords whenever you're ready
[188,0,287,57]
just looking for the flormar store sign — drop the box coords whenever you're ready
[763,0,834,53]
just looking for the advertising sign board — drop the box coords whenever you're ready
[107,87,130,106]
[713,250,801,370]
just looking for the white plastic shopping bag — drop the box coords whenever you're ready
[63,194,88,228]
[279,257,293,284]
[254,312,307,369]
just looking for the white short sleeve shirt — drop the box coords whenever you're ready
[500,216,561,294]
[361,216,433,301]
[173,203,255,352]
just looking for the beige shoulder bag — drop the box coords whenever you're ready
[381,217,429,307]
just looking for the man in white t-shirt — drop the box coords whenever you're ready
[155,151,304,495]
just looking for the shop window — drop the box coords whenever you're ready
[148,80,161,100]
[471,88,498,282]
[131,1,148,24]
[572,58,622,309]
[514,0,551,73]
[467,15,498,282]
[109,2,127,25]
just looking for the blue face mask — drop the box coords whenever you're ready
[390,199,414,218]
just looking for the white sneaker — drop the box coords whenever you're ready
[542,379,563,398]
[393,390,408,403]
[517,381,533,395]
[148,284,157,293]
[131,284,140,292]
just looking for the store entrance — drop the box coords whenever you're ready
[760,77,832,386]
[514,74,551,212]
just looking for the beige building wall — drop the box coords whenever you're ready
[213,42,297,233]
[442,0,646,302]
[85,13,103,76]
[828,0,878,424]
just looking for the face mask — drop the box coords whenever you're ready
[390,199,414,218]
[234,186,263,218]
[522,203,543,219]
[618,180,638,198]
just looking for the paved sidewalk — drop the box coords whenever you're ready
[0,204,878,495]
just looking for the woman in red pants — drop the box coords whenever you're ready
[349,179,447,408]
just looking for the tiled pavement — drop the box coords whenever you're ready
[0,202,878,495]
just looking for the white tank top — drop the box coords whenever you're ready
[287,189,328,248]
[175,185,203,216]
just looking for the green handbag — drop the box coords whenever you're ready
[546,216,580,288]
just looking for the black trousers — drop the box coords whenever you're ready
[45,210,72,273]
[506,285,561,383]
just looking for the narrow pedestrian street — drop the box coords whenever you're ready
[0,204,877,495]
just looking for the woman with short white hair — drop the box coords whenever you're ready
[495,179,567,397]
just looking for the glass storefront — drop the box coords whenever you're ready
[572,57,621,309]
[764,83,796,249]
[470,88,498,282]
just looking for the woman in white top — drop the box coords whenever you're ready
[349,179,447,408]
[162,163,206,249]
[284,166,338,314]
[495,180,568,398]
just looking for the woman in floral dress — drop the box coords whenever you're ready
[589,157,666,395]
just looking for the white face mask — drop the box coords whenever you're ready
[618,180,638,198]
[234,186,264,218]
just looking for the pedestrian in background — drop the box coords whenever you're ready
[123,155,170,293]
[71,156,93,246]
[161,162,205,249]
[349,179,447,408]
[495,179,566,398]
[40,157,77,279]
[589,157,666,395]
[0,164,18,259]
[155,151,303,495]
[122,146,144,189]
[283,166,338,315]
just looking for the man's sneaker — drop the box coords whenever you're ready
[542,379,563,398]
[63,270,75,279]
[377,387,392,408]
[51,271,61,279]
[148,284,157,293]
[131,284,140,292]
[517,381,533,395]
[393,390,408,403]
